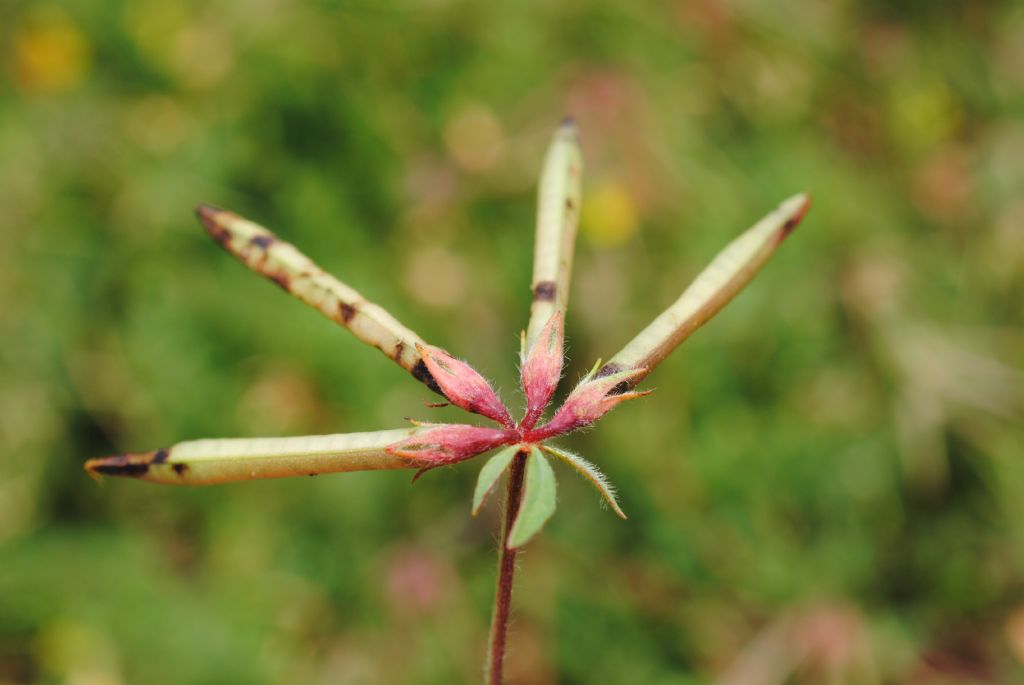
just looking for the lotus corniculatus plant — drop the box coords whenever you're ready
[86,119,810,684]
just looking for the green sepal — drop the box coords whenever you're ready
[541,444,626,519]
[507,446,557,549]
[472,445,520,516]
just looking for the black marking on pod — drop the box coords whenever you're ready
[533,281,557,302]
[92,455,150,478]
[339,302,357,323]
[412,359,443,395]
[152,448,170,464]
[594,363,624,379]
[607,380,631,396]
[780,196,811,239]
[172,463,189,476]
[595,362,631,396]
[250,234,276,249]
[195,204,232,247]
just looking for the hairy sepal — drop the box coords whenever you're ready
[540,445,626,519]
[472,445,520,516]
[507,446,557,549]
[417,344,513,426]
[387,424,514,466]
[520,311,565,429]
[538,367,649,437]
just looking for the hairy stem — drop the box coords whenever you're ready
[486,450,527,685]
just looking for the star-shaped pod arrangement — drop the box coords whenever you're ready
[86,120,809,683]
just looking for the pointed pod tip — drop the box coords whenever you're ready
[194,203,229,229]
[557,116,579,141]
[84,455,151,479]
[779,192,812,240]
[194,203,235,246]
[195,202,223,218]
[794,191,812,216]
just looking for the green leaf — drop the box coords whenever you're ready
[472,445,519,516]
[507,447,557,549]
[541,445,626,519]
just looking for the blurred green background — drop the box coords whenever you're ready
[2,0,1023,683]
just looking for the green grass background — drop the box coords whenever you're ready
[2,1,1023,683]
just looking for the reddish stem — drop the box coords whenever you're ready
[486,449,527,685]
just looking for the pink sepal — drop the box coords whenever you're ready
[535,367,649,438]
[417,344,513,426]
[387,424,515,465]
[520,311,564,429]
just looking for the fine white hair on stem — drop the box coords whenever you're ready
[540,444,626,519]
[524,119,583,353]
[195,205,442,394]
[599,192,811,389]
[86,427,430,485]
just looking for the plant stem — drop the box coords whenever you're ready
[486,449,527,685]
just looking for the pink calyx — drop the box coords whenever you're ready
[519,311,565,430]
[527,367,650,441]
[387,424,517,466]
[417,344,514,427]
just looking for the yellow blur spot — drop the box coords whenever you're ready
[11,11,91,94]
[173,23,235,90]
[888,76,960,151]
[1006,606,1024,666]
[35,619,123,685]
[126,95,190,153]
[123,2,189,66]
[123,2,233,90]
[403,246,468,309]
[444,104,505,173]
[581,181,638,248]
